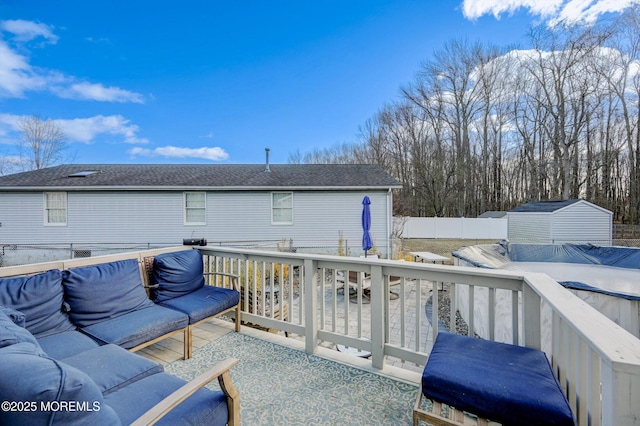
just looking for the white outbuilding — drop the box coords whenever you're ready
[507,199,612,245]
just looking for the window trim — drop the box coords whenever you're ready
[184,191,207,225]
[43,192,67,226]
[271,191,293,225]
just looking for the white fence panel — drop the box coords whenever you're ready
[397,217,508,239]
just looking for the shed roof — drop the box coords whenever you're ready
[0,164,402,191]
[478,211,507,218]
[509,199,583,213]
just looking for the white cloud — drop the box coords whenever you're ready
[462,0,640,24]
[130,146,229,161]
[57,115,148,144]
[52,82,144,104]
[0,41,48,97]
[0,19,58,43]
[0,113,148,145]
[0,20,144,103]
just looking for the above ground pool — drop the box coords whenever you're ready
[453,242,640,339]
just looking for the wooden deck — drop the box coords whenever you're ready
[137,317,422,386]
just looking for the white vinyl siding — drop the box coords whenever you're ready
[507,212,551,243]
[553,203,612,245]
[0,190,392,256]
[184,192,206,225]
[44,192,67,226]
[272,192,293,225]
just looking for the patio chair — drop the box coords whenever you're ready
[413,332,575,426]
[239,288,289,336]
[142,249,241,359]
[336,266,401,304]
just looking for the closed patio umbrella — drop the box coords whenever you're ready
[362,196,373,257]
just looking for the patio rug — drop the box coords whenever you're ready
[165,332,419,425]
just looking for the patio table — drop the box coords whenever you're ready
[410,251,449,264]
[410,251,449,291]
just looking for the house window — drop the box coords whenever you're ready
[184,192,206,225]
[44,192,67,226]
[272,192,293,224]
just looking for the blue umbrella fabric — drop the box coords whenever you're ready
[362,196,373,257]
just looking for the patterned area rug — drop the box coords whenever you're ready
[165,332,418,425]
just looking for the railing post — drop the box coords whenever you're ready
[601,359,640,426]
[522,280,541,350]
[303,259,318,354]
[370,264,385,369]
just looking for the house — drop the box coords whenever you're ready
[0,163,401,260]
[507,199,612,245]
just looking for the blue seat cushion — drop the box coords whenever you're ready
[421,333,575,426]
[0,309,42,352]
[79,305,188,349]
[0,342,121,425]
[0,270,76,337]
[62,344,163,395]
[37,330,101,359]
[158,285,240,323]
[104,372,228,426]
[0,304,26,327]
[151,249,205,302]
[62,259,154,327]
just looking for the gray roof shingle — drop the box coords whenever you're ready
[0,164,401,190]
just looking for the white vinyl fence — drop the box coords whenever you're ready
[395,217,508,239]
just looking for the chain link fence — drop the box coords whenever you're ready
[0,238,397,268]
[0,244,171,268]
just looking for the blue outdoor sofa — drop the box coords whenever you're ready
[0,247,241,425]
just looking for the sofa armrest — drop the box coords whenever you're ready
[130,358,240,426]
[204,272,240,292]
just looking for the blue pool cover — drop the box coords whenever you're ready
[453,242,640,301]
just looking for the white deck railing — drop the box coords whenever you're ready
[199,246,640,426]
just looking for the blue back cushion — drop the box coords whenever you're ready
[0,270,76,337]
[0,342,121,425]
[151,250,205,302]
[62,259,154,327]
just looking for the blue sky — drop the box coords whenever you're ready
[0,0,637,166]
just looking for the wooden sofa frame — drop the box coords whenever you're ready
[132,358,240,426]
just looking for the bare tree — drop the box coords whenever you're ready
[18,115,70,171]
[289,9,640,222]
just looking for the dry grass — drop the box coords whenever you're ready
[396,238,498,264]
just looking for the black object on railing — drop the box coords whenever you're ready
[182,238,207,246]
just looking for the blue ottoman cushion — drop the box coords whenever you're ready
[421,333,575,426]
[62,259,154,327]
[104,372,228,426]
[0,342,121,425]
[37,330,102,359]
[80,305,188,349]
[159,285,240,323]
[62,344,164,395]
[151,249,205,302]
[0,270,76,337]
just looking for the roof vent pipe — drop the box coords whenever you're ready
[265,147,271,172]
